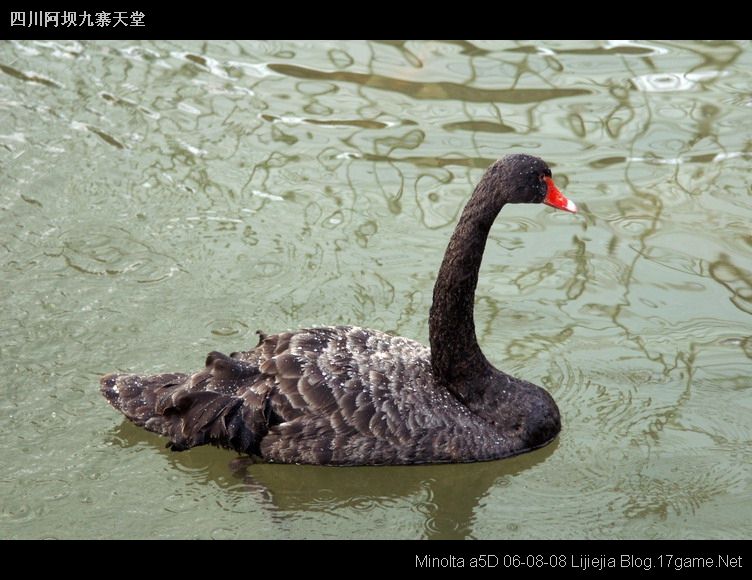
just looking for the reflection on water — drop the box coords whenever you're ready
[110,422,556,539]
[1,40,750,539]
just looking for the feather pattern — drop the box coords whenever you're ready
[102,325,547,465]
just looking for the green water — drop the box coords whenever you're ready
[1,40,750,539]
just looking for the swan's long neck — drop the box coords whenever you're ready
[429,176,505,398]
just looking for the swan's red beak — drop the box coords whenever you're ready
[543,177,577,213]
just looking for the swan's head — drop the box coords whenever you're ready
[490,154,577,213]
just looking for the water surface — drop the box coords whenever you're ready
[1,40,750,539]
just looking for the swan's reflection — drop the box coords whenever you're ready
[109,421,558,539]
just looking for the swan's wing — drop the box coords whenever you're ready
[101,351,271,454]
[245,326,470,464]
[101,325,477,465]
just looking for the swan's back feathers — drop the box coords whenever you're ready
[248,326,457,464]
[101,325,521,465]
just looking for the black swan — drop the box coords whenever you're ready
[101,154,576,466]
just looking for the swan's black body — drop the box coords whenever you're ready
[101,154,569,466]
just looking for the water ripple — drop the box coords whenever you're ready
[268,63,591,103]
